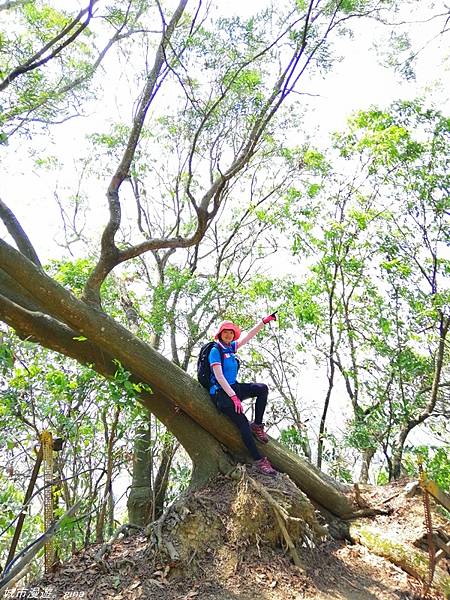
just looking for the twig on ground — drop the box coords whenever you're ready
[94,523,144,564]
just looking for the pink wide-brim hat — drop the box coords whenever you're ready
[214,320,241,340]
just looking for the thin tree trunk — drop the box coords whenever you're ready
[359,448,375,484]
[127,419,153,526]
[153,433,177,519]
[317,257,339,470]
[391,313,449,480]
[84,454,93,548]
[96,406,121,542]
[107,488,114,538]
[317,351,335,470]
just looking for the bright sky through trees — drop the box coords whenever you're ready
[1,1,448,263]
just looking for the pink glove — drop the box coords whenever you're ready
[230,395,243,414]
[262,312,277,324]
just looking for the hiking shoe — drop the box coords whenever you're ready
[255,457,277,476]
[250,422,269,444]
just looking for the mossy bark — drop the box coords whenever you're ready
[349,521,450,598]
[127,421,153,526]
[127,418,179,525]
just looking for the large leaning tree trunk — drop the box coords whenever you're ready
[0,243,356,519]
[1,0,394,521]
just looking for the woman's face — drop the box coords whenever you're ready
[220,329,235,344]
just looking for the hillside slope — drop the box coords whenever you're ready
[7,473,449,600]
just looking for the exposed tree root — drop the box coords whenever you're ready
[241,468,327,570]
[141,467,328,578]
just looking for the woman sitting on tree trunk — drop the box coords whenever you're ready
[209,315,277,476]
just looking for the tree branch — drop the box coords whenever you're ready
[83,0,189,306]
[0,0,98,92]
[0,199,41,266]
[396,312,450,447]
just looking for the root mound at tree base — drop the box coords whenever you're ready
[12,473,449,600]
[145,468,327,573]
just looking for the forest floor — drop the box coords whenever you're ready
[11,475,450,600]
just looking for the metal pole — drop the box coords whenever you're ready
[41,431,54,573]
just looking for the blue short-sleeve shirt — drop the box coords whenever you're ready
[208,341,238,394]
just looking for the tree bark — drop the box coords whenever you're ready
[126,256,177,525]
[127,420,152,526]
[349,522,450,597]
[95,406,121,542]
[153,433,177,519]
[359,448,376,484]
[391,445,404,481]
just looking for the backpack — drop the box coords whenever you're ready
[197,342,224,389]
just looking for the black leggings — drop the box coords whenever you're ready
[212,382,268,460]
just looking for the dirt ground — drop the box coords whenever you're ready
[33,537,444,600]
[8,475,449,600]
